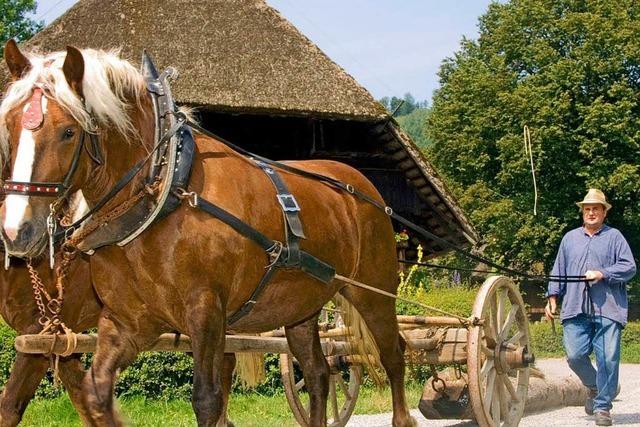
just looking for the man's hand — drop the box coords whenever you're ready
[545,295,557,321]
[584,270,604,284]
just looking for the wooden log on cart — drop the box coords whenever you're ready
[397,315,474,327]
[402,328,468,364]
[14,333,353,356]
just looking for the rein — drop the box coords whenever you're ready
[183,119,587,285]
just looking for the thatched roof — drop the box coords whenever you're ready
[1,0,479,251]
[16,0,388,120]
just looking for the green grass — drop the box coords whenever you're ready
[21,384,423,427]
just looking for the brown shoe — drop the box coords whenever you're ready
[594,410,612,426]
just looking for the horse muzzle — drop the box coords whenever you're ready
[1,220,48,258]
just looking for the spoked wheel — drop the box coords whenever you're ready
[280,353,362,427]
[467,276,534,427]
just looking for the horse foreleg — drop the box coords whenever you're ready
[215,353,236,427]
[188,289,226,427]
[285,314,328,427]
[82,311,138,427]
[0,353,49,426]
[340,287,417,427]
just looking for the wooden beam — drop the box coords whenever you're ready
[15,333,353,356]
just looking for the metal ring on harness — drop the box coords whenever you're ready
[385,206,393,216]
[176,188,198,207]
[345,184,355,194]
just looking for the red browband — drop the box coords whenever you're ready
[2,182,60,196]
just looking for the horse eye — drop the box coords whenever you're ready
[63,128,75,139]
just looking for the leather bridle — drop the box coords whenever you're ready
[1,85,104,199]
[2,130,102,198]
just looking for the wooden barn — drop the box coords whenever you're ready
[2,0,478,257]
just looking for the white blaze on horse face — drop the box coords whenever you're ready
[3,98,48,241]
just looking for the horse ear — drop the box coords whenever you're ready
[63,46,85,100]
[4,39,31,80]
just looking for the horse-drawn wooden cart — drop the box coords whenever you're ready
[16,275,534,427]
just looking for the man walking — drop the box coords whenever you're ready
[545,189,636,426]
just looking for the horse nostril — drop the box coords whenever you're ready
[18,222,34,242]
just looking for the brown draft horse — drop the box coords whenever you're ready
[0,256,99,426]
[0,41,416,427]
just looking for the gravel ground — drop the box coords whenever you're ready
[347,359,640,427]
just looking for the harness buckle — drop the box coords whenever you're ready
[277,194,300,212]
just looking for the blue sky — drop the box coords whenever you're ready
[33,0,495,103]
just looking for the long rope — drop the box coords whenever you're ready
[334,274,470,325]
[398,260,587,282]
[185,118,584,284]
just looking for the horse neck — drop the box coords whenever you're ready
[81,97,156,208]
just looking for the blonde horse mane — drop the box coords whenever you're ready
[0,47,146,166]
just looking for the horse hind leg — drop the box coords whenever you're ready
[285,314,329,427]
[216,353,236,427]
[339,285,417,427]
[0,353,49,426]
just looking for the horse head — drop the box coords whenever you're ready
[0,40,151,257]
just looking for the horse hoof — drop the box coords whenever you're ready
[393,416,418,427]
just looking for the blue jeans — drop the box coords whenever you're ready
[563,314,622,412]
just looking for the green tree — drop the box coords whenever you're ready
[379,94,431,148]
[427,0,640,272]
[0,0,42,57]
[397,108,432,149]
[379,92,423,116]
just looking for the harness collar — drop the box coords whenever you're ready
[70,51,195,252]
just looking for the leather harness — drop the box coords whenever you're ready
[1,52,334,324]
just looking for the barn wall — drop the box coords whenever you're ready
[197,110,425,217]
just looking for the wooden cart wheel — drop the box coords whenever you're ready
[280,353,362,427]
[467,276,533,427]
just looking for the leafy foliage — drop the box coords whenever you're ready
[426,0,640,278]
[397,108,431,149]
[0,0,43,57]
[378,93,427,116]
[379,93,431,148]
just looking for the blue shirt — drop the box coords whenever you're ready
[547,225,636,326]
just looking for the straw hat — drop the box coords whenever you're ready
[576,189,612,211]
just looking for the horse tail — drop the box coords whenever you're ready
[334,294,385,386]
[234,352,265,388]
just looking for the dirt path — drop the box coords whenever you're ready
[347,359,640,426]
